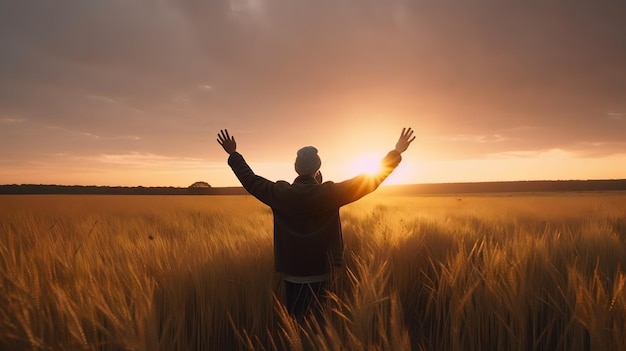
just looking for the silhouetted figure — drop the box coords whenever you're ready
[217,128,415,322]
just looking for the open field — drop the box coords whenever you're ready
[1,192,626,350]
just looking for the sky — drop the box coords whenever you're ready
[1,0,625,187]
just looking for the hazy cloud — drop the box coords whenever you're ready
[434,134,509,144]
[0,117,25,123]
[487,150,544,159]
[96,152,205,167]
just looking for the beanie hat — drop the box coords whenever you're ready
[295,146,321,176]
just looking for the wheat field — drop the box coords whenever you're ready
[1,192,625,351]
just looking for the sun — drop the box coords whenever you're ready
[350,155,383,176]
[344,152,418,185]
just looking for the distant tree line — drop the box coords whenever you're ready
[379,179,626,196]
[0,184,247,195]
[0,180,625,195]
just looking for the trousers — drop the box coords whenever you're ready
[283,280,328,322]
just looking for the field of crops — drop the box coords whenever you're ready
[1,192,625,350]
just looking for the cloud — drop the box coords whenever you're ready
[0,117,24,123]
[608,112,623,121]
[487,149,573,160]
[486,150,541,159]
[85,94,116,104]
[94,152,209,169]
[572,141,626,158]
[434,134,508,143]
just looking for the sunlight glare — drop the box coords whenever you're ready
[351,155,383,176]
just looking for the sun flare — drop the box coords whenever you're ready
[346,154,418,185]
[351,155,383,176]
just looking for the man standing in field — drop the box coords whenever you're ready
[217,128,415,322]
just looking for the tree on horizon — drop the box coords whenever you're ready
[189,181,211,188]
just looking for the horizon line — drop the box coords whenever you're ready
[2,178,626,188]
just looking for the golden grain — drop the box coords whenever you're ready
[0,193,625,350]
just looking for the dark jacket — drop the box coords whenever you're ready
[227,150,402,276]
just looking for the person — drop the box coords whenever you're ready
[217,128,415,322]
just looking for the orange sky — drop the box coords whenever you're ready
[1,2,625,187]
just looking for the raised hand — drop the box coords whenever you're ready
[394,127,415,154]
[217,129,237,154]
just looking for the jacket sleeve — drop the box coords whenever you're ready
[227,152,275,206]
[332,150,402,206]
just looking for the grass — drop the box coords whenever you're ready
[1,192,625,350]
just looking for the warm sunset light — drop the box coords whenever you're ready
[2,4,626,349]
[351,155,385,176]
[0,2,625,187]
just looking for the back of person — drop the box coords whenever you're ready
[217,127,415,321]
[269,180,346,277]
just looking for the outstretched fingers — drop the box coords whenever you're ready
[217,129,237,154]
[401,127,416,143]
[217,129,230,145]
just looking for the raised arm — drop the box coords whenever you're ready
[217,129,276,205]
[333,127,415,206]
